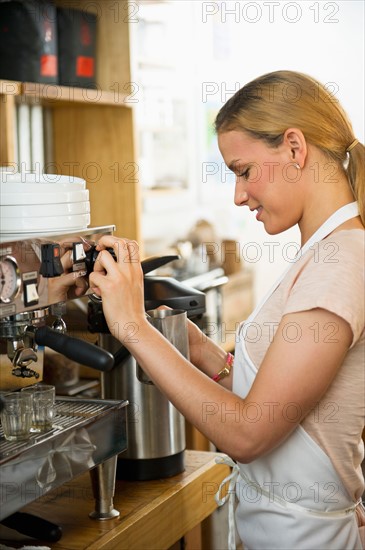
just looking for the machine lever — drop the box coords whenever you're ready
[141,255,180,275]
[35,325,114,372]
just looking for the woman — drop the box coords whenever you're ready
[90,71,365,550]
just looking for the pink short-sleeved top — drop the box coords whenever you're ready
[245,229,365,501]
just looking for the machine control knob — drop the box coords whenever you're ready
[84,247,180,277]
[84,245,116,276]
[40,244,64,278]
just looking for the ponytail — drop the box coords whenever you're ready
[347,141,365,225]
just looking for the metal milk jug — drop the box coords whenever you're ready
[101,309,189,481]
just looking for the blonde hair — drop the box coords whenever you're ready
[215,70,365,224]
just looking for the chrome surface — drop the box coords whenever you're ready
[101,331,186,460]
[0,226,115,318]
[0,226,129,525]
[0,226,114,383]
[89,456,120,520]
[0,397,128,520]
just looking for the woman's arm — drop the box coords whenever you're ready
[89,236,353,463]
[187,318,233,389]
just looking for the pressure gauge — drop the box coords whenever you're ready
[0,256,21,303]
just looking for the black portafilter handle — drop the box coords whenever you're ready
[1,511,62,542]
[84,245,180,276]
[35,325,114,372]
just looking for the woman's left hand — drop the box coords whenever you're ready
[89,236,147,344]
[47,240,89,303]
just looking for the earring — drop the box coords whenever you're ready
[293,162,300,170]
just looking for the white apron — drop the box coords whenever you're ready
[226,202,364,550]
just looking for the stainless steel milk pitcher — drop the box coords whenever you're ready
[100,309,189,480]
[137,308,190,384]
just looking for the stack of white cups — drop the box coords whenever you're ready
[0,169,90,238]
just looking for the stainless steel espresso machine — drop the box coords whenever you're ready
[0,226,128,542]
[0,225,206,541]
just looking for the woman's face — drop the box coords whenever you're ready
[218,130,303,234]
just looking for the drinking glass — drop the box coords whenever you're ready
[0,392,33,441]
[21,384,55,432]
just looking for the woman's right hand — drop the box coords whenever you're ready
[89,236,148,345]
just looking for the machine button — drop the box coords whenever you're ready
[72,242,87,272]
[23,281,39,307]
[73,242,86,263]
[40,244,64,278]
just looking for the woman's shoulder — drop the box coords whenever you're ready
[304,228,364,267]
[284,228,364,301]
[282,229,364,345]
[325,227,365,243]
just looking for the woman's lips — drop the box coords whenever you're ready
[256,206,263,220]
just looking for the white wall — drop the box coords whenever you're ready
[141,0,364,303]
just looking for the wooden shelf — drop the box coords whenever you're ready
[0,450,231,550]
[0,80,133,107]
[0,80,22,95]
[22,82,134,108]
[0,1,142,244]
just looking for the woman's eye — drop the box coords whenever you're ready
[238,169,250,180]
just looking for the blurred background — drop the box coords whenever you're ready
[0,0,364,306]
[132,0,364,302]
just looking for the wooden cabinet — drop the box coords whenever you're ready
[221,269,254,352]
[0,1,141,242]
[13,451,230,550]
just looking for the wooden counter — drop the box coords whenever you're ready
[0,451,230,550]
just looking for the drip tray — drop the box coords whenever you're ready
[0,397,128,521]
[54,378,100,396]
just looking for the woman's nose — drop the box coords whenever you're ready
[234,181,249,206]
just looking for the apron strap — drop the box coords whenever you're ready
[245,201,359,322]
[215,455,240,550]
[239,468,361,519]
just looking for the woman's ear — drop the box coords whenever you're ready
[283,128,307,168]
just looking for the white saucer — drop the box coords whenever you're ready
[0,213,91,232]
[0,173,85,186]
[0,182,86,194]
[1,201,90,218]
[0,189,89,205]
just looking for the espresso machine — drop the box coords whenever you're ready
[0,226,128,542]
[0,225,206,541]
